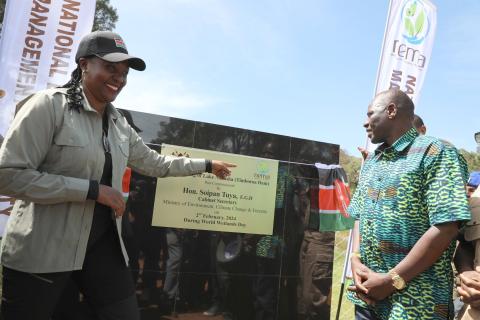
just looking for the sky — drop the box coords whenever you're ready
[110,0,480,156]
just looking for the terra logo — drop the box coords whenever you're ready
[256,161,270,176]
[401,0,430,45]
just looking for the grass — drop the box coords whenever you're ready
[330,230,355,320]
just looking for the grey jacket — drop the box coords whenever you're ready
[0,88,206,273]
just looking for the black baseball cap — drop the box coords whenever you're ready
[75,31,146,71]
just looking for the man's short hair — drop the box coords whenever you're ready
[378,89,415,120]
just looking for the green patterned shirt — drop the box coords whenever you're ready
[347,128,470,320]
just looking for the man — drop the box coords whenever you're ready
[347,89,470,319]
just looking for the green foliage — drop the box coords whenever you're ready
[339,149,362,193]
[93,0,118,31]
[0,0,5,28]
[0,0,118,32]
[459,149,480,172]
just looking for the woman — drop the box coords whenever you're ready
[0,31,234,320]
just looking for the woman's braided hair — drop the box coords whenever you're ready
[59,65,84,112]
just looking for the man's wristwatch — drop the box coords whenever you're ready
[388,270,406,290]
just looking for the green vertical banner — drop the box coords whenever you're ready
[316,163,355,232]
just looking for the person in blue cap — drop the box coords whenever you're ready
[467,172,480,198]
[455,171,480,320]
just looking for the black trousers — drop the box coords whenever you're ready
[1,226,139,320]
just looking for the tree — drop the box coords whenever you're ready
[460,149,480,172]
[93,0,118,31]
[0,0,118,32]
[339,149,362,193]
[0,0,5,31]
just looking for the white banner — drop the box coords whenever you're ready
[375,0,437,104]
[0,0,95,236]
[0,0,96,137]
[364,0,437,154]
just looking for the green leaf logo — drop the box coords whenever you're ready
[404,17,415,37]
[402,0,429,45]
[415,11,425,35]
